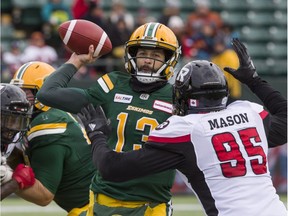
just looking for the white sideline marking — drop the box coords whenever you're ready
[0,204,202,213]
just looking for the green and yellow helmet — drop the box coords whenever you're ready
[10,61,55,112]
[125,22,181,83]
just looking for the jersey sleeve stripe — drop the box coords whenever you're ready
[97,74,114,93]
[27,128,67,141]
[27,123,67,136]
[147,134,191,143]
[97,78,109,93]
[259,110,269,119]
[103,74,114,90]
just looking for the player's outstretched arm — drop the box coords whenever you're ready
[37,45,98,114]
[77,104,183,182]
[224,38,287,147]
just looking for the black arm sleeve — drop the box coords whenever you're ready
[91,134,184,182]
[37,64,90,114]
[248,77,287,147]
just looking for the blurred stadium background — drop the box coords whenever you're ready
[1,0,287,214]
[1,0,287,98]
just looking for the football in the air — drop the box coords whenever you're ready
[58,19,112,57]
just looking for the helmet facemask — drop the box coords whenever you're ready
[125,22,180,86]
[126,47,174,84]
[1,108,31,146]
[1,84,32,150]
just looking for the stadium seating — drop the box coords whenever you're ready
[241,26,271,42]
[1,0,13,13]
[19,7,43,30]
[253,58,287,75]
[269,26,287,41]
[218,0,249,11]
[266,42,287,58]
[12,0,47,8]
[246,0,279,10]
[2,0,287,76]
[220,11,249,27]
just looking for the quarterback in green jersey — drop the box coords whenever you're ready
[38,22,181,216]
[9,62,95,216]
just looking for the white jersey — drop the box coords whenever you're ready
[148,100,287,216]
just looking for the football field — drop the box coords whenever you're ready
[1,194,287,216]
[1,195,203,216]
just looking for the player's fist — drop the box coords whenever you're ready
[12,164,35,189]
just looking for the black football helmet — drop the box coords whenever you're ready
[173,60,229,115]
[1,83,32,150]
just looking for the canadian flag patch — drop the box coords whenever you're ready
[189,99,199,107]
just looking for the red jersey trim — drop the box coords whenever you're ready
[148,134,191,143]
[259,110,268,119]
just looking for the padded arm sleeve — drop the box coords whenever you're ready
[248,77,287,147]
[37,64,89,114]
[91,134,184,182]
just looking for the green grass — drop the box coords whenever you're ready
[1,194,287,216]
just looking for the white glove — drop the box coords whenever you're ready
[0,164,13,184]
[0,156,13,184]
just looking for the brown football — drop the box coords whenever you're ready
[58,19,112,57]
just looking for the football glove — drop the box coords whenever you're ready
[77,104,111,139]
[224,38,258,86]
[0,164,13,184]
[12,164,35,189]
[1,155,13,184]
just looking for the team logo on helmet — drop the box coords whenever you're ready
[155,120,170,130]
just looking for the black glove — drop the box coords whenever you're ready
[77,104,111,139]
[224,38,259,86]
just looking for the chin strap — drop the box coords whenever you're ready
[130,77,167,93]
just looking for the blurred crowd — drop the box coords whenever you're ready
[1,0,239,90]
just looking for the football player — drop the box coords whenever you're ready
[78,39,287,216]
[37,22,181,215]
[1,83,35,200]
[9,62,95,215]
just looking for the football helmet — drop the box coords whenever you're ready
[10,61,55,112]
[1,83,32,149]
[173,60,229,115]
[125,22,181,84]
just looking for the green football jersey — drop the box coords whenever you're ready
[26,108,95,212]
[85,71,176,202]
